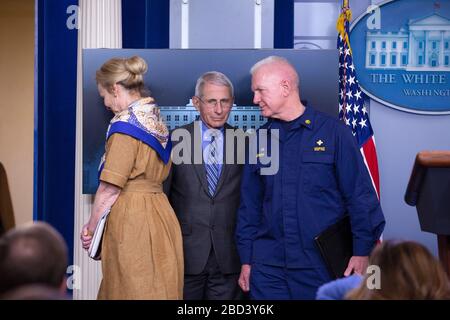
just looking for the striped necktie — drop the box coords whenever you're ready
[206,133,221,196]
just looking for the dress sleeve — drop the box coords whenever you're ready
[99,133,139,188]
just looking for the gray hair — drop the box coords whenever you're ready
[250,56,299,88]
[195,71,234,98]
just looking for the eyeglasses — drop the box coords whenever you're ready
[196,96,233,109]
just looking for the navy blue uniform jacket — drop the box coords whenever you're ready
[236,107,385,268]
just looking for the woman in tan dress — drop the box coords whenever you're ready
[80,56,183,299]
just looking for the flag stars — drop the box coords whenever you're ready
[359,118,367,129]
[346,90,353,100]
[362,106,368,115]
[346,104,352,114]
[338,18,376,157]
[348,76,356,86]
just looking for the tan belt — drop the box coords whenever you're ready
[122,180,163,193]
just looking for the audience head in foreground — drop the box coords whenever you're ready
[0,222,68,298]
[347,240,450,300]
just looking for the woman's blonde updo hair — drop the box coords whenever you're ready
[96,56,150,97]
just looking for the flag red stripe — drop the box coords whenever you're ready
[361,136,380,198]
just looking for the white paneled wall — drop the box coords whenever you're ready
[170,0,274,49]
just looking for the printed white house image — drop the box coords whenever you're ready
[160,100,266,131]
[365,14,450,71]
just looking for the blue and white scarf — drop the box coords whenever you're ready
[98,97,171,176]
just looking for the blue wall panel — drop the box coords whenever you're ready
[122,0,170,48]
[35,0,78,266]
[274,0,294,48]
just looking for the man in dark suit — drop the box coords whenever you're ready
[164,71,244,300]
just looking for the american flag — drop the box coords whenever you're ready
[337,4,380,199]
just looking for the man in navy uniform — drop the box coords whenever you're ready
[236,56,385,299]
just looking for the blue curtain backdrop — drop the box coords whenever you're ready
[274,0,294,48]
[122,0,170,48]
[35,0,78,266]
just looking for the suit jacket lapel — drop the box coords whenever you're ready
[188,121,210,196]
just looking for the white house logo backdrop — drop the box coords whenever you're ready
[350,0,450,114]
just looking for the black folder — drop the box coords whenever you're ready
[314,215,353,279]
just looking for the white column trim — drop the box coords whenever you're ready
[440,31,444,66]
[254,0,262,49]
[424,31,429,67]
[408,31,413,66]
[181,0,189,48]
[73,0,122,300]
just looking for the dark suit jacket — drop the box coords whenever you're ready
[164,122,244,275]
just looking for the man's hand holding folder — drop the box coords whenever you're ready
[315,215,370,279]
[344,256,369,276]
